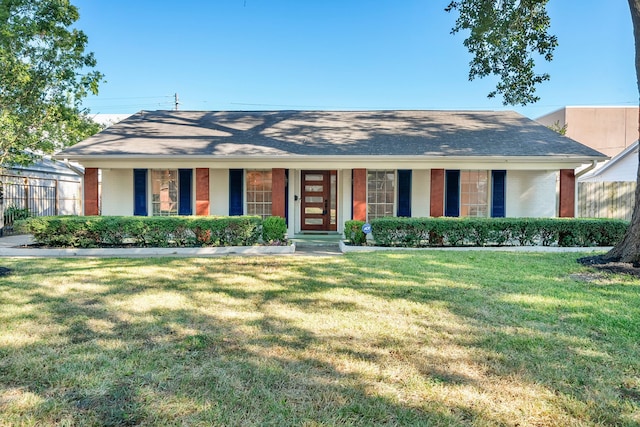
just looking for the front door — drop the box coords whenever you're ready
[301,170,337,231]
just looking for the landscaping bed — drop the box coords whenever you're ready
[344,217,629,248]
[17,215,288,248]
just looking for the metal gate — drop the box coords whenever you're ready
[1,177,58,234]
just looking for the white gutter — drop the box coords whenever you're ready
[575,160,600,179]
[55,154,608,163]
[63,159,85,177]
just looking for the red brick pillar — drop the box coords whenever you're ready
[195,168,210,216]
[352,168,367,221]
[271,168,286,218]
[84,168,99,216]
[430,169,444,217]
[559,169,576,217]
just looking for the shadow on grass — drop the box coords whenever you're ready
[0,252,638,425]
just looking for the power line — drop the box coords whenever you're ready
[85,95,174,102]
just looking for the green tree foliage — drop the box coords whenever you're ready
[547,120,567,135]
[0,0,103,166]
[447,0,640,262]
[446,0,558,106]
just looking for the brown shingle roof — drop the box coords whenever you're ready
[58,110,607,160]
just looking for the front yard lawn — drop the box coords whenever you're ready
[0,252,639,426]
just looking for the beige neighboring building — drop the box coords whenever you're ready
[537,106,638,157]
[537,106,639,220]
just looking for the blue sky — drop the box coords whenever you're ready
[74,0,636,119]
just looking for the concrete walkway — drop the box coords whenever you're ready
[0,234,610,258]
[0,234,35,248]
[0,234,343,257]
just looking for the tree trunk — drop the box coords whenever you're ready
[606,0,640,263]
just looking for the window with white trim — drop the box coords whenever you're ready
[367,170,395,220]
[151,169,178,216]
[460,170,489,217]
[246,170,272,219]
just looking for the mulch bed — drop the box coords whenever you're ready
[578,255,640,278]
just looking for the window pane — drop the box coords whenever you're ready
[367,170,396,221]
[246,170,272,219]
[151,169,178,216]
[385,191,394,203]
[460,170,488,218]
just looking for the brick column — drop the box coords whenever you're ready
[84,168,99,216]
[195,168,210,216]
[430,169,444,217]
[352,168,367,221]
[271,168,286,218]
[559,169,576,217]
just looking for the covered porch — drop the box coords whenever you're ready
[82,165,578,238]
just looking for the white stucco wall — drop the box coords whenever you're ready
[411,169,430,217]
[58,179,82,215]
[209,169,229,216]
[97,166,564,220]
[506,170,557,217]
[339,169,352,234]
[101,169,133,215]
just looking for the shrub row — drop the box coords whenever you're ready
[18,215,288,248]
[346,217,628,247]
[343,220,367,245]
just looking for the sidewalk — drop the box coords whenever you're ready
[0,234,35,248]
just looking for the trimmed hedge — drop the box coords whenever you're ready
[262,216,288,244]
[344,220,367,245]
[364,217,628,248]
[19,216,264,248]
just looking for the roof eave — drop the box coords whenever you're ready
[54,154,608,162]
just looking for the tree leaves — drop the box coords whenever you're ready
[446,0,558,105]
[0,0,103,167]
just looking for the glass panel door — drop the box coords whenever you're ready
[301,170,337,231]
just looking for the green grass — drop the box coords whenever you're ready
[0,252,639,426]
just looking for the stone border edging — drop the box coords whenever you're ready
[339,241,612,253]
[0,243,296,258]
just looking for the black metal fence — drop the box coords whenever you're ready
[1,179,58,235]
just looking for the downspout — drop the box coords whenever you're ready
[63,159,84,177]
[575,160,600,179]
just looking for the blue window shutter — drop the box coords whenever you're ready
[133,169,148,216]
[229,169,244,216]
[445,170,460,217]
[397,169,412,217]
[178,169,193,215]
[491,170,506,217]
